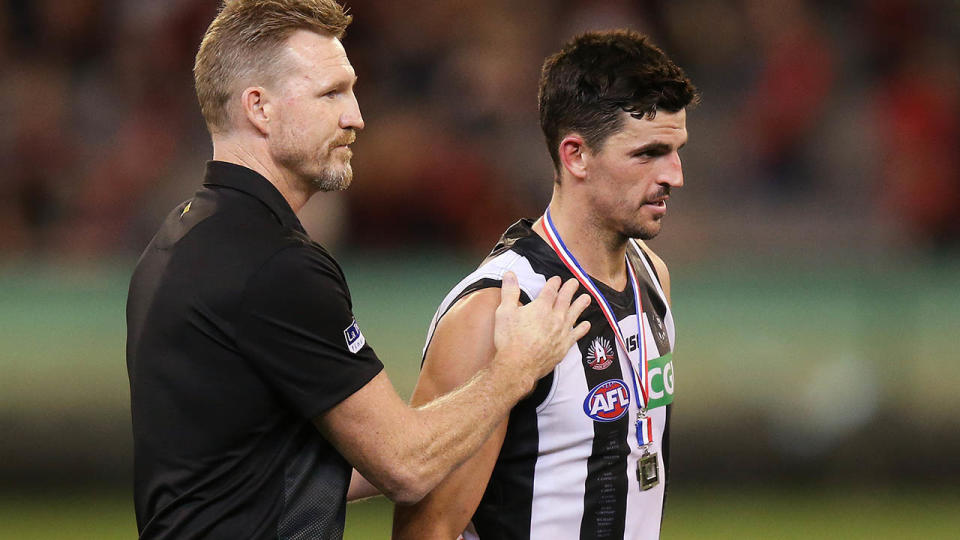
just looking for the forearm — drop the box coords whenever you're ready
[400,359,527,491]
[358,358,527,504]
[392,417,508,540]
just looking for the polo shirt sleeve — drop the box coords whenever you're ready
[236,245,384,419]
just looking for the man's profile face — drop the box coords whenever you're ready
[268,29,363,192]
[583,109,687,240]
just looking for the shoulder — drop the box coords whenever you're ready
[443,287,502,330]
[633,240,671,304]
[438,250,541,313]
[421,287,501,393]
[423,252,524,380]
[242,242,348,309]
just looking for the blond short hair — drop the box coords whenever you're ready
[194,0,352,132]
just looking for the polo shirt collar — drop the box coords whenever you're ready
[203,161,306,233]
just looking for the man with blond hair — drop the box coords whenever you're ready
[125,1,590,538]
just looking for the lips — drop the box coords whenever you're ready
[331,132,357,149]
[645,195,668,206]
[643,195,668,215]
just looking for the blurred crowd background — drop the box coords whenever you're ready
[2,0,958,258]
[1,0,959,537]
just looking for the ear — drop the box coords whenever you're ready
[240,86,272,136]
[558,134,588,181]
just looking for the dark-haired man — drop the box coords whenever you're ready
[393,30,698,539]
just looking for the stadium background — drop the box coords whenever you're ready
[1,0,958,537]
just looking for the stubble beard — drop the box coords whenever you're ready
[630,186,670,240]
[629,217,663,241]
[310,161,352,192]
[274,136,354,193]
[311,131,356,192]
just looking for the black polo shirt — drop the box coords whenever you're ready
[126,161,383,539]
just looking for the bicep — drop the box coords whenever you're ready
[414,288,502,405]
[393,288,507,538]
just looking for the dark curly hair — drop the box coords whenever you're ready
[538,30,699,176]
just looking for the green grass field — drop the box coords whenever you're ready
[2,486,958,539]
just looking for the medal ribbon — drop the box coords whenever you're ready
[541,209,650,416]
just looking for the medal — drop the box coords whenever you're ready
[637,449,659,491]
[542,209,660,491]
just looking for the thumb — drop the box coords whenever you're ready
[500,271,521,309]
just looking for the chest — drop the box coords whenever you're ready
[532,283,674,455]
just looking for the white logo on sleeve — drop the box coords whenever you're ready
[343,319,366,353]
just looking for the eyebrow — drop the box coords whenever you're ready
[318,74,358,93]
[630,142,671,156]
[629,140,688,157]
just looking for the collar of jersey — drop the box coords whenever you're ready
[203,160,306,233]
[503,218,634,300]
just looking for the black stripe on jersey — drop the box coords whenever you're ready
[660,404,672,520]
[579,290,634,540]
[628,249,671,358]
[634,244,661,284]
[628,250,666,325]
[640,293,670,359]
[472,371,552,539]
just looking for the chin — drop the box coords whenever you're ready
[310,165,352,192]
[628,222,662,241]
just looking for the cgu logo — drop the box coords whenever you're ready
[582,379,630,422]
[645,353,675,409]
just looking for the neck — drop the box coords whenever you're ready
[211,135,314,213]
[537,192,629,291]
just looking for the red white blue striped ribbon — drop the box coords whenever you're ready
[541,208,650,414]
[638,414,654,446]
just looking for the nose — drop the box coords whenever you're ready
[659,150,684,188]
[339,90,364,131]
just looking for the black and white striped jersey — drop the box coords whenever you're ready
[423,219,676,540]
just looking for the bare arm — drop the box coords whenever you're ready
[635,240,671,304]
[315,274,590,504]
[392,288,507,539]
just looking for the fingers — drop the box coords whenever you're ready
[537,275,561,306]
[499,271,521,308]
[554,278,581,310]
[565,293,592,329]
[571,320,592,344]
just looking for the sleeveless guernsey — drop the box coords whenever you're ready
[423,219,676,540]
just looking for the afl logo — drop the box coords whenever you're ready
[585,336,615,370]
[583,379,630,422]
